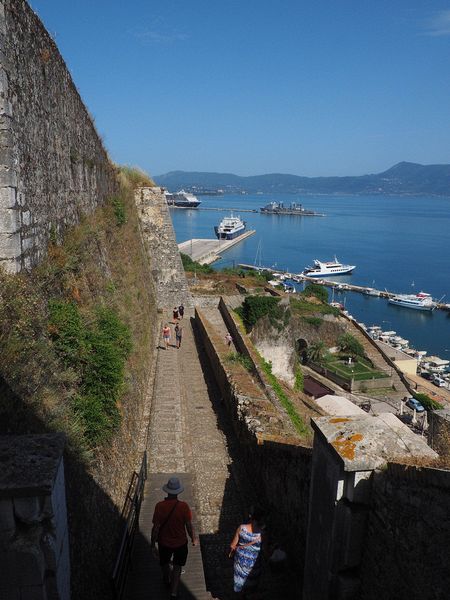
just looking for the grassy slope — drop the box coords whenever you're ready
[0,169,157,455]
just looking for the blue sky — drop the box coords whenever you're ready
[30,0,450,177]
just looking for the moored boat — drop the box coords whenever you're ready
[214,214,246,240]
[303,257,356,277]
[165,189,201,208]
[260,201,323,216]
[388,291,436,311]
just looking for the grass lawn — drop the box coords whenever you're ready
[325,355,387,381]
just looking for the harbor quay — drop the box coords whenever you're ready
[178,229,255,264]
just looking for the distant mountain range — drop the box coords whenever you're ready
[154,162,450,196]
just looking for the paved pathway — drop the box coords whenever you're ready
[126,308,292,599]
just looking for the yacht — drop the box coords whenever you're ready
[214,214,246,240]
[165,190,201,208]
[303,258,356,277]
[388,291,436,311]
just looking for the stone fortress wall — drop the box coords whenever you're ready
[196,298,450,600]
[0,0,117,272]
[135,186,192,308]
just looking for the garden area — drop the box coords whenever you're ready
[306,333,388,384]
[323,354,386,382]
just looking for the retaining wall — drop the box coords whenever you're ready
[195,307,313,581]
[0,0,117,272]
[360,463,450,600]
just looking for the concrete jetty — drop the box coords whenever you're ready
[178,230,255,264]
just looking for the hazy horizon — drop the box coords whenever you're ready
[31,0,450,178]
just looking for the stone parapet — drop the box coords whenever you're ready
[135,186,192,308]
[0,433,70,600]
[303,415,439,600]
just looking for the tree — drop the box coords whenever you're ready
[302,283,328,303]
[306,341,327,364]
[337,333,364,357]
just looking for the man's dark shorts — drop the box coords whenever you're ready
[158,543,188,566]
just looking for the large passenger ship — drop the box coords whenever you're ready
[388,292,436,311]
[165,190,201,208]
[214,214,246,240]
[303,258,356,277]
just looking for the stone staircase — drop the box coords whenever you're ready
[128,307,294,599]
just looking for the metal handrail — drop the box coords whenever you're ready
[112,451,148,599]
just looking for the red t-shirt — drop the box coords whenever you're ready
[153,499,192,548]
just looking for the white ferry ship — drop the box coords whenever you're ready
[303,257,356,277]
[214,214,246,240]
[165,189,201,208]
[388,291,436,311]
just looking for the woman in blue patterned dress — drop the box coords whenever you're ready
[230,508,266,595]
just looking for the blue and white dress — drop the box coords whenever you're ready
[233,525,262,593]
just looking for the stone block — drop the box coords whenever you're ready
[9,547,45,586]
[14,496,42,525]
[0,231,21,258]
[0,498,15,541]
[18,585,47,600]
[0,165,17,187]
[0,186,16,209]
[0,206,20,232]
[21,210,31,226]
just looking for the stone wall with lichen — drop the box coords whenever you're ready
[0,0,116,272]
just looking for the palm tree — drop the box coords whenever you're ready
[306,341,327,365]
[337,333,364,357]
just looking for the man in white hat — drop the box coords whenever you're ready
[151,476,197,599]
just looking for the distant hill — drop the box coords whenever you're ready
[154,162,450,196]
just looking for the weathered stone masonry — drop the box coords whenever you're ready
[0,0,116,272]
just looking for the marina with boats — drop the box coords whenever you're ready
[238,261,450,311]
[170,192,450,362]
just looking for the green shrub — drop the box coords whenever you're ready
[302,316,323,327]
[225,352,254,372]
[180,253,214,274]
[413,392,443,411]
[48,301,132,446]
[290,297,340,317]
[294,366,304,392]
[111,196,127,226]
[301,283,328,303]
[240,295,282,330]
[259,358,308,436]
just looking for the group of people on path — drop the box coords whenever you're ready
[151,475,272,599]
[161,304,184,350]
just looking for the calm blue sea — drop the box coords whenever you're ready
[170,194,450,359]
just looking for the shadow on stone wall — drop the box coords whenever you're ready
[0,377,125,599]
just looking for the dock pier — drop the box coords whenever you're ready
[178,230,255,265]
[237,264,449,312]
